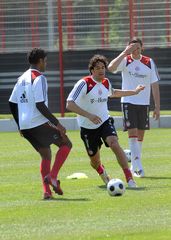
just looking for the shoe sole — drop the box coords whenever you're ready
[44,176,63,195]
[52,180,63,195]
[133,172,145,178]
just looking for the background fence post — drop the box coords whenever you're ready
[166,0,171,46]
[66,0,74,49]
[0,1,6,52]
[57,0,65,117]
[129,0,134,40]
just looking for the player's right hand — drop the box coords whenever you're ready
[88,114,102,124]
[123,43,139,55]
[135,85,145,94]
[56,122,66,136]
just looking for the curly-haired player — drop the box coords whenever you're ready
[67,54,145,188]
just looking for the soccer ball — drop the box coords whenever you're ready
[107,178,125,196]
[124,149,131,162]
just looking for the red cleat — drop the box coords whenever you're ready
[44,174,63,195]
[43,192,53,200]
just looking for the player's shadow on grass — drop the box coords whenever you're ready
[45,197,90,202]
[143,176,171,180]
[98,185,146,191]
[126,187,146,191]
[98,185,107,190]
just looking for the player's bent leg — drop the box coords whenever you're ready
[38,147,52,198]
[46,146,71,195]
[136,129,145,176]
[128,129,144,176]
[106,136,128,168]
[89,150,110,185]
[106,136,137,188]
[45,137,72,195]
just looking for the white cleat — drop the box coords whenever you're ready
[127,179,137,188]
[100,170,111,185]
[133,169,145,178]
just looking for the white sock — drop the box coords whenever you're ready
[129,136,139,172]
[138,140,142,158]
[136,140,143,171]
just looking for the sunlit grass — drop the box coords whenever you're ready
[0,129,171,240]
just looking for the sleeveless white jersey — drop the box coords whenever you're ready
[67,76,113,129]
[9,69,48,130]
[115,55,160,105]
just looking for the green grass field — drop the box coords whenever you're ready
[0,129,171,240]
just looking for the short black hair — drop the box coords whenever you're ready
[27,48,47,64]
[88,54,108,74]
[129,37,143,47]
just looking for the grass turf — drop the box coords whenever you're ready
[0,129,171,240]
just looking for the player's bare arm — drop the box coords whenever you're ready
[36,101,66,135]
[108,43,139,72]
[56,122,66,136]
[66,100,102,124]
[9,101,19,128]
[151,82,160,120]
[9,101,23,137]
[111,85,145,98]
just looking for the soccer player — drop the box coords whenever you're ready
[66,54,145,188]
[108,38,160,177]
[9,48,72,199]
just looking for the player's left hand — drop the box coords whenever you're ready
[135,85,145,94]
[19,130,23,137]
[153,108,160,120]
[56,122,66,136]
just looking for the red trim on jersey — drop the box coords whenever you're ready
[83,76,97,94]
[102,78,109,90]
[83,76,109,94]
[140,55,151,69]
[31,70,41,81]
[126,55,134,66]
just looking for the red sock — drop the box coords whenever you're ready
[40,159,51,194]
[50,145,71,179]
[123,168,133,182]
[96,165,105,175]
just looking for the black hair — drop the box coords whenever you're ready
[27,48,47,65]
[88,54,108,74]
[129,37,143,47]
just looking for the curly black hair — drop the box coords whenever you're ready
[27,48,47,65]
[88,54,108,74]
[129,37,143,47]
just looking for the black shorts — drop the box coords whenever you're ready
[21,122,63,151]
[122,103,150,131]
[80,117,117,156]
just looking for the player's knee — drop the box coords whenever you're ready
[90,158,100,170]
[65,139,72,149]
[109,139,119,150]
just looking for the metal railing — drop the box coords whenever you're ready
[0,0,171,53]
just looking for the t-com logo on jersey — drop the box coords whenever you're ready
[90,97,107,104]
[20,91,28,103]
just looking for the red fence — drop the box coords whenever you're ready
[0,0,171,116]
[0,0,171,53]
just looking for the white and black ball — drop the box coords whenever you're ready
[124,149,131,162]
[107,178,125,196]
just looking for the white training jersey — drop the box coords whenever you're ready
[9,69,49,130]
[67,76,113,129]
[115,55,160,105]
